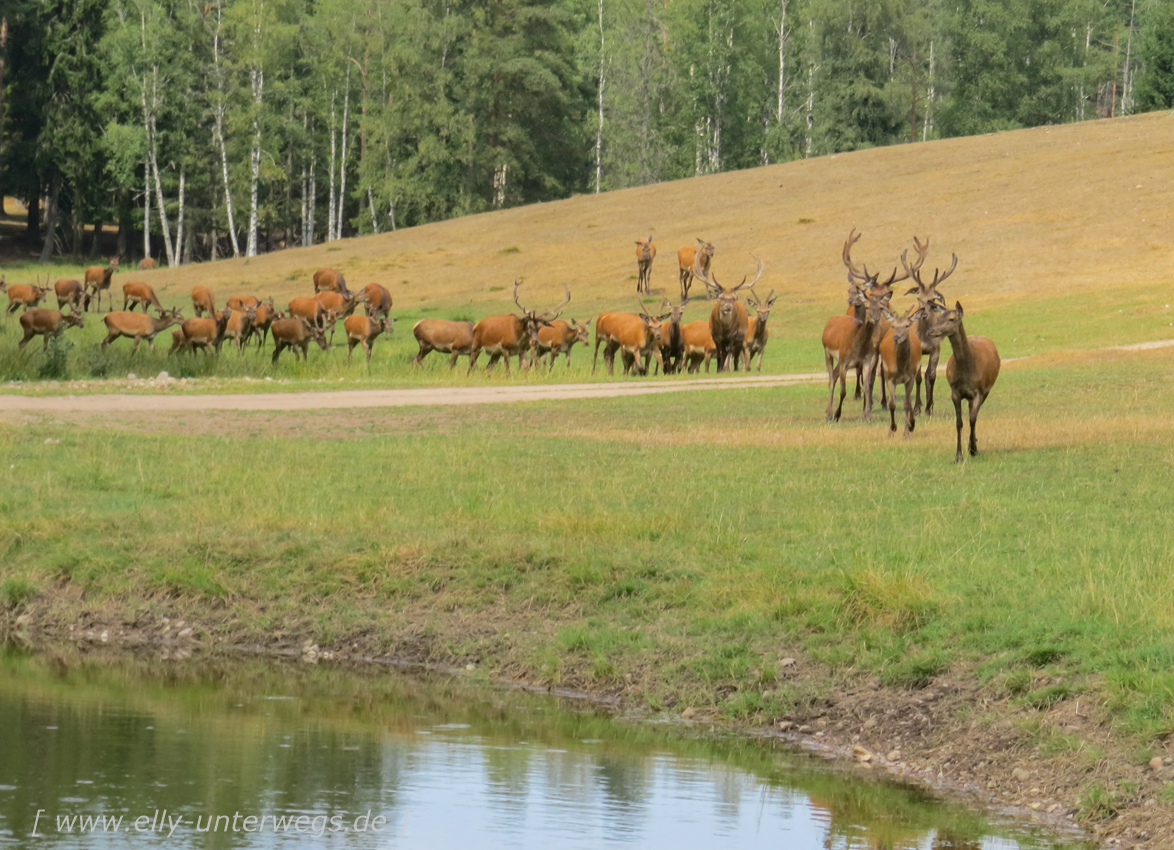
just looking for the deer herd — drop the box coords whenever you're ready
[0,228,999,461]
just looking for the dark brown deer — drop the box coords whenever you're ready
[692,254,761,372]
[54,279,89,313]
[654,297,688,374]
[635,236,656,294]
[878,304,925,437]
[927,302,1001,462]
[900,242,955,416]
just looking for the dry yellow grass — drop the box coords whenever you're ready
[106,112,1174,320]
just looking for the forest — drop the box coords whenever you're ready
[0,0,1172,265]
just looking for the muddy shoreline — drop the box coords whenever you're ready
[11,602,1173,850]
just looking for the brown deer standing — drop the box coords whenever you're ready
[362,283,393,318]
[312,268,350,294]
[692,254,761,372]
[677,238,715,301]
[101,308,184,353]
[18,309,84,349]
[83,257,119,312]
[314,290,365,344]
[467,281,569,374]
[249,298,279,347]
[169,311,231,356]
[635,236,656,294]
[593,301,668,376]
[122,281,165,313]
[928,302,1001,462]
[654,297,688,374]
[54,279,89,313]
[681,320,716,373]
[138,257,156,270]
[191,285,216,317]
[900,244,955,416]
[878,304,925,437]
[412,320,475,368]
[271,317,329,363]
[742,288,778,371]
[4,279,49,317]
[344,315,396,363]
[534,318,592,368]
[226,294,261,311]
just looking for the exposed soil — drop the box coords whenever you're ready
[6,595,1172,850]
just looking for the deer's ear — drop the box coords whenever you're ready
[882,309,896,322]
[905,286,919,296]
[955,301,964,318]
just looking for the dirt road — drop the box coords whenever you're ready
[0,373,826,414]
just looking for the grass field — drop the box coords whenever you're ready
[2,111,1173,388]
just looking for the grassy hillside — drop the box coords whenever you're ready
[3,111,1174,389]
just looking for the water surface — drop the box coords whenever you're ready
[0,650,1084,849]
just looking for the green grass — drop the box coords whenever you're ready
[2,351,1174,745]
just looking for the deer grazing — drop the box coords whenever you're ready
[593,300,668,376]
[681,320,716,373]
[288,296,332,333]
[312,267,350,294]
[169,311,231,356]
[314,290,365,344]
[54,279,89,313]
[692,254,761,372]
[467,280,570,374]
[226,294,261,312]
[122,280,165,313]
[655,297,688,374]
[3,278,49,317]
[138,257,156,270]
[742,288,778,371]
[249,298,279,347]
[635,236,656,294]
[534,318,592,368]
[18,309,84,349]
[362,283,393,318]
[412,319,475,368]
[101,307,184,353]
[271,316,329,363]
[191,285,216,317]
[677,238,715,301]
[83,257,119,311]
[927,302,1001,462]
[900,243,954,416]
[878,304,925,436]
[218,305,257,353]
[344,315,396,363]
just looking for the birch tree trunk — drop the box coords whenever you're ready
[212,4,240,257]
[307,156,316,245]
[142,154,151,261]
[337,64,351,239]
[776,0,787,124]
[1121,0,1137,115]
[245,7,264,258]
[174,163,185,266]
[594,0,604,193]
[327,90,337,241]
[147,65,176,267]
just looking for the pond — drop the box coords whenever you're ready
[0,650,1086,849]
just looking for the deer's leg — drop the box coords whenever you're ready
[365,341,373,363]
[833,364,849,422]
[925,349,940,416]
[466,346,481,376]
[825,351,838,422]
[853,364,862,400]
[914,365,923,416]
[861,359,877,423]
[887,376,898,434]
[18,329,34,349]
[904,379,916,436]
[968,392,987,456]
[953,393,964,463]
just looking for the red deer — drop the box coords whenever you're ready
[169,311,231,356]
[927,302,1001,462]
[271,316,329,363]
[83,257,119,312]
[191,285,216,318]
[344,315,397,363]
[635,236,656,294]
[878,304,925,436]
[226,294,261,312]
[288,296,331,333]
[249,297,279,347]
[18,308,84,349]
[314,290,364,343]
[692,254,761,372]
[313,267,350,294]
[139,257,156,270]
[122,280,164,313]
[677,238,715,301]
[468,281,570,374]
[218,305,257,353]
[3,279,49,317]
[534,318,591,368]
[54,279,89,313]
[593,300,668,376]
[681,320,716,373]
[823,282,891,423]
[654,298,688,374]
[411,319,475,368]
[362,283,393,318]
[900,243,954,416]
[101,307,184,352]
[742,288,778,371]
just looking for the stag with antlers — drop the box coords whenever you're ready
[468,280,570,374]
[900,241,955,416]
[692,254,761,372]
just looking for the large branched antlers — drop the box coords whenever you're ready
[513,279,572,322]
[842,230,928,294]
[692,254,763,297]
[901,240,955,305]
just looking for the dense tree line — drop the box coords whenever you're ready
[0,0,1171,265]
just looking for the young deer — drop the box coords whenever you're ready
[928,302,1001,462]
[742,288,778,372]
[878,305,925,437]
